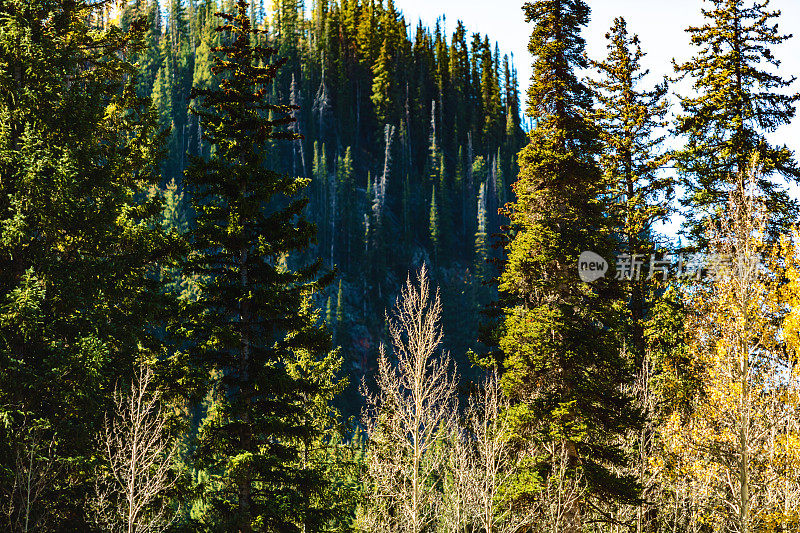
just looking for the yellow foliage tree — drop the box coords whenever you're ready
[662,159,800,533]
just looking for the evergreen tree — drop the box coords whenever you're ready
[426,100,441,183]
[193,1,223,92]
[674,0,800,245]
[480,36,502,148]
[135,0,164,99]
[0,1,175,527]
[183,2,340,530]
[336,147,356,268]
[498,0,641,529]
[588,18,674,527]
[371,39,393,126]
[449,21,471,148]
[588,17,671,358]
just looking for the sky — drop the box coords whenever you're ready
[392,0,800,145]
[393,0,800,237]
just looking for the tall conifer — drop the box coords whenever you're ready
[183,2,340,530]
[498,0,640,528]
[674,0,800,244]
[589,17,671,353]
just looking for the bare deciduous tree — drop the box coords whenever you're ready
[3,419,59,533]
[466,370,532,533]
[93,364,178,533]
[359,265,458,533]
[441,422,473,533]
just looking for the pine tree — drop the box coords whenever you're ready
[498,1,641,529]
[326,296,334,325]
[274,0,303,78]
[434,22,452,156]
[588,16,672,360]
[480,36,502,148]
[193,1,222,92]
[449,21,471,148]
[151,38,175,131]
[135,0,164,99]
[183,2,340,530]
[0,1,175,527]
[674,0,800,245]
[356,0,380,70]
[371,39,393,126]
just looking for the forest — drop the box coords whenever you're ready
[1,0,800,531]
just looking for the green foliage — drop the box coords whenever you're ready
[588,16,673,366]
[498,0,642,518]
[673,0,800,245]
[182,2,344,530]
[119,1,526,418]
[0,1,176,528]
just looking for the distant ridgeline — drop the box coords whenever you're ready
[115,0,527,409]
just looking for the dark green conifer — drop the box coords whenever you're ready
[674,0,800,244]
[183,2,341,529]
[498,0,641,527]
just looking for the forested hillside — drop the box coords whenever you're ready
[3,0,800,531]
[119,0,527,408]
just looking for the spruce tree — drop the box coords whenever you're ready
[498,0,640,528]
[134,0,163,99]
[183,2,340,530]
[674,0,800,245]
[588,17,671,355]
[371,39,393,126]
[588,18,673,527]
[480,36,502,148]
[449,21,472,148]
[0,1,175,527]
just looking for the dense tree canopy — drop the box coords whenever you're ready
[1,0,800,531]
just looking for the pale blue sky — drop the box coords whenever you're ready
[393,0,800,237]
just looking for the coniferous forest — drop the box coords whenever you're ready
[2,0,800,531]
